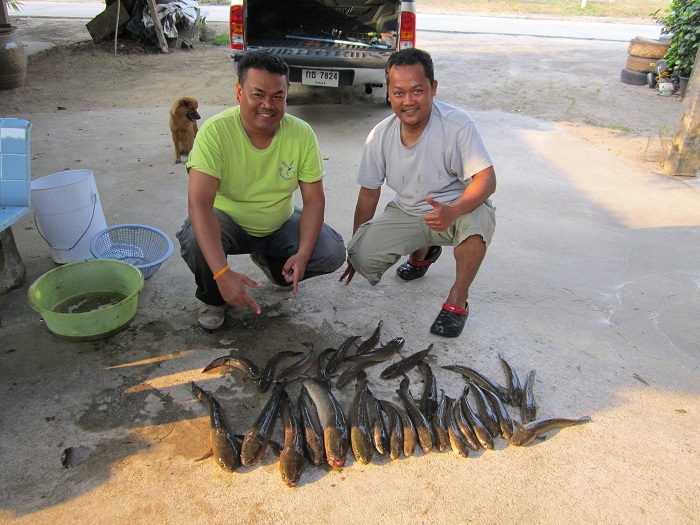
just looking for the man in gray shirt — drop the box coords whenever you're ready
[340,48,496,338]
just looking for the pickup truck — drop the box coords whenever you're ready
[229,0,416,96]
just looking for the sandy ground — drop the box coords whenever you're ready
[1,12,699,525]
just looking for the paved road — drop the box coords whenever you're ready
[16,2,663,41]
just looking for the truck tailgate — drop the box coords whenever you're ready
[240,43,392,69]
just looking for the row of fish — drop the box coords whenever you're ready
[192,321,591,487]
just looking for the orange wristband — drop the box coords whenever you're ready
[212,265,230,281]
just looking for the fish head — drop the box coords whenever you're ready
[324,427,348,468]
[509,430,533,447]
[240,431,267,466]
[280,451,304,487]
[215,455,238,472]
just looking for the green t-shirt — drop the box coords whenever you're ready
[185,106,325,236]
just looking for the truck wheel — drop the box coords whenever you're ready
[620,68,649,86]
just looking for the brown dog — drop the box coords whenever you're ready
[169,96,201,164]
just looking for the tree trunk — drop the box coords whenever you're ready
[664,45,700,177]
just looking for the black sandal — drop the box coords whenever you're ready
[430,302,469,338]
[396,246,442,281]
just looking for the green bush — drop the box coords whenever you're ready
[213,33,229,46]
[655,0,700,77]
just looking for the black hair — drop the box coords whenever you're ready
[385,48,435,85]
[237,51,290,86]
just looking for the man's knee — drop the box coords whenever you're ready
[312,225,346,273]
[316,242,346,274]
[328,245,347,272]
[176,221,204,263]
[462,233,486,246]
[347,251,364,274]
[347,251,382,285]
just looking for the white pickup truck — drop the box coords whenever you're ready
[229,0,416,96]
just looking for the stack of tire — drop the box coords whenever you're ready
[620,36,671,88]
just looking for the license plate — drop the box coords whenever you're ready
[301,69,340,87]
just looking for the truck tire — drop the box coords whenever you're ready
[626,55,660,73]
[627,37,670,59]
[620,68,649,86]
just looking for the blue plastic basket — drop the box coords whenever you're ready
[90,224,173,279]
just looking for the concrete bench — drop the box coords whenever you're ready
[0,118,32,293]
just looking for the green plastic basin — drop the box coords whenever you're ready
[27,259,145,341]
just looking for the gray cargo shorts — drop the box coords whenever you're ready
[347,200,496,285]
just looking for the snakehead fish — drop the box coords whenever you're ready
[355,320,383,354]
[483,387,514,440]
[510,416,591,446]
[453,392,480,451]
[397,377,434,454]
[276,343,316,384]
[469,381,501,439]
[279,395,305,487]
[240,384,286,466]
[381,400,417,458]
[258,350,303,393]
[336,361,376,390]
[202,356,261,380]
[302,378,349,468]
[191,382,241,472]
[299,388,325,466]
[346,336,404,364]
[380,401,403,460]
[312,347,336,389]
[521,369,538,423]
[498,353,523,407]
[336,337,405,389]
[380,344,434,380]
[432,393,451,452]
[349,373,373,464]
[418,360,438,422]
[325,335,361,374]
[460,390,494,450]
[447,400,471,458]
[441,364,509,403]
[366,387,389,456]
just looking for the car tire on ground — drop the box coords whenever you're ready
[620,68,649,86]
[627,37,671,59]
[626,54,661,73]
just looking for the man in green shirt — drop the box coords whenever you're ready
[177,51,345,330]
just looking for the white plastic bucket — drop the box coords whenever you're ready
[31,169,107,264]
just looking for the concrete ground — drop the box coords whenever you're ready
[1,20,699,525]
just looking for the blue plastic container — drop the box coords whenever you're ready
[90,224,173,279]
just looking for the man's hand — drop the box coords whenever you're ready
[281,254,308,295]
[424,197,455,231]
[216,270,262,314]
[339,262,356,285]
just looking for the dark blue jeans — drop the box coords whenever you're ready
[176,208,346,305]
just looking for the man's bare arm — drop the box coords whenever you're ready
[188,168,261,312]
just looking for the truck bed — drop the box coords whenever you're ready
[233,0,407,88]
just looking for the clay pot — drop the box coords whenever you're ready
[0,25,27,90]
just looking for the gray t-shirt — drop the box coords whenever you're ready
[357,100,493,216]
